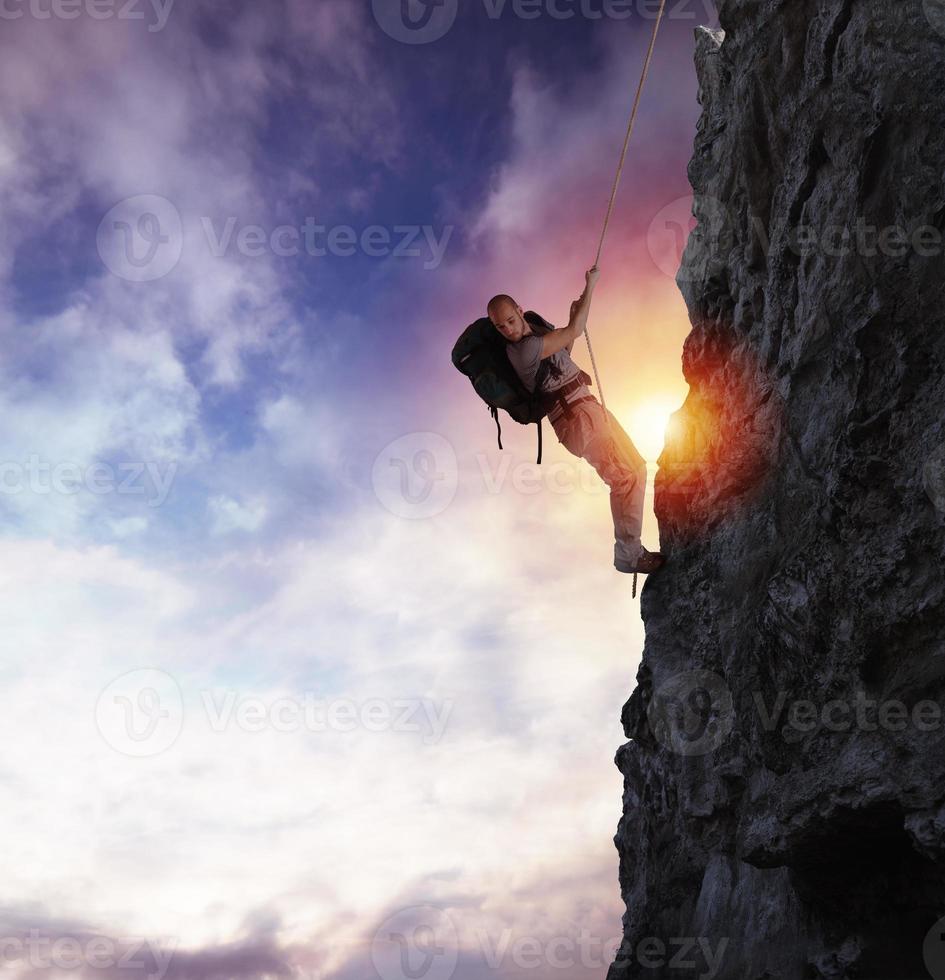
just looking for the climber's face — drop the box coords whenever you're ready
[489,300,530,342]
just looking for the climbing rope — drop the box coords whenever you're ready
[584,0,668,414]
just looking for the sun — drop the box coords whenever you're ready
[624,397,681,464]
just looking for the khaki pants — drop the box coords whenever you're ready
[550,396,647,568]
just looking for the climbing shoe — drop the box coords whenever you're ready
[615,549,666,598]
[614,549,666,574]
[633,549,666,573]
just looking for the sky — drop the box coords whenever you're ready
[0,2,718,980]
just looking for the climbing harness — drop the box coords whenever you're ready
[545,373,596,426]
[488,370,594,464]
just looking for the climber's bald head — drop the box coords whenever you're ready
[487,294,517,317]
[488,294,529,343]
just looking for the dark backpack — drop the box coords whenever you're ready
[451,311,563,464]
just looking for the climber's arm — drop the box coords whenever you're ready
[564,315,576,355]
[540,265,600,360]
[539,321,582,359]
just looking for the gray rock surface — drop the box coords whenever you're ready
[608,2,945,977]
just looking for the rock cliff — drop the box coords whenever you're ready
[609,2,945,977]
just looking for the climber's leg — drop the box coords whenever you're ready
[551,398,648,569]
[601,405,649,567]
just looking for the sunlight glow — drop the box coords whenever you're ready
[624,397,681,463]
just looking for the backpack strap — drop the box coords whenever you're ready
[489,406,503,450]
[488,407,542,463]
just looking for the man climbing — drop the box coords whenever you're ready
[487,266,665,582]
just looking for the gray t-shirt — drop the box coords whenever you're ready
[506,320,582,394]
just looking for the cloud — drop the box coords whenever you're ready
[0,9,688,979]
[0,307,200,539]
[0,484,639,969]
[208,494,269,534]
[0,908,295,980]
[0,0,410,542]
[0,0,400,387]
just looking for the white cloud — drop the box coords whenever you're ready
[0,307,200,538]
[208,494,269,534]
[0,477,642,967]
[0,9,683,977]
[0,1,398,385]
[0,2,401,540]
[107,515,150,538]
